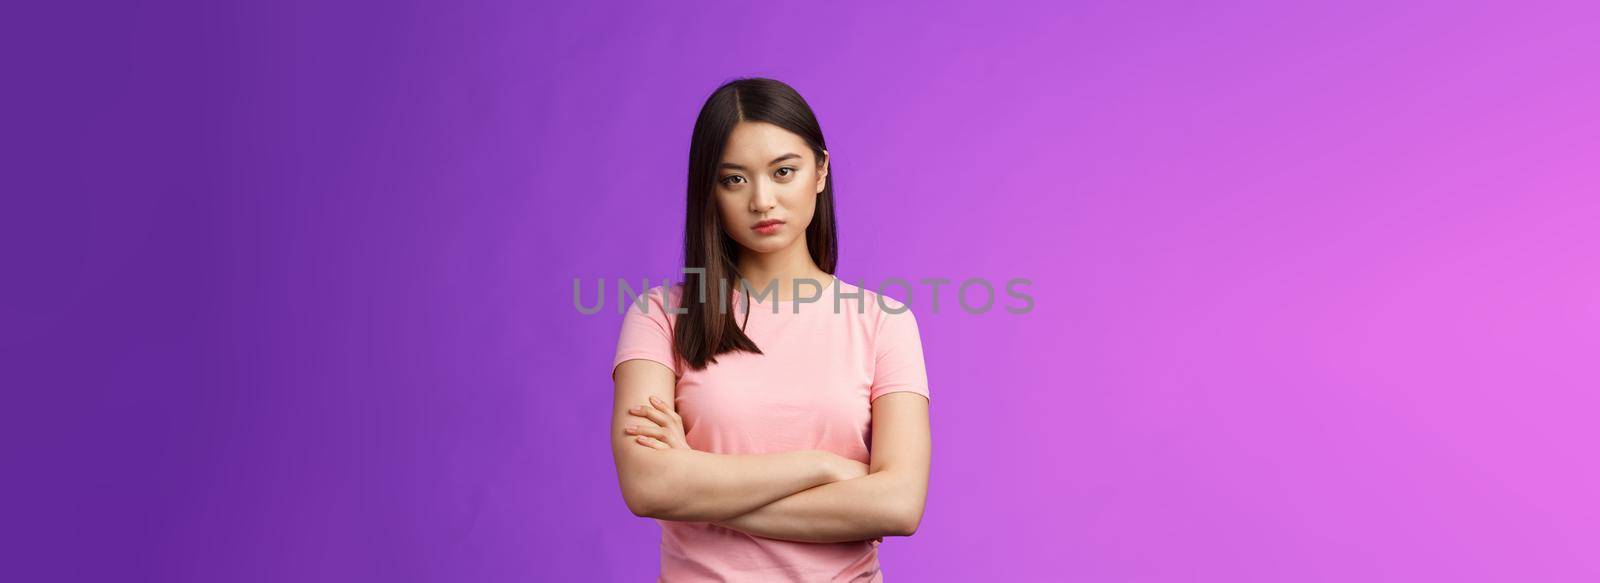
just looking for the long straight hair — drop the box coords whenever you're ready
[675,78,838,371]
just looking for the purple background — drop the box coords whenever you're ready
[5,1,1598,581]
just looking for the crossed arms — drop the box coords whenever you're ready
[610,359,931,543]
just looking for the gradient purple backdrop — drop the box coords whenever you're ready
[5,1,1598,581]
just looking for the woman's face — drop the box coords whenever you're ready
[715,121,829,256]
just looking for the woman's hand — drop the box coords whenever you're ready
[625,395,691,450]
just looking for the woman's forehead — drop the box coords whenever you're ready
[722,122,809,162]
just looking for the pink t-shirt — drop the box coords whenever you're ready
[612,277,930,582]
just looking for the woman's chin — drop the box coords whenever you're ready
[736,237,796,255]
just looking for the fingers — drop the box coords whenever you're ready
[628,405,670,426]
[626,398,683,452]
[648,395,681,421]
[633,435,669,450]
[624,424,667,439]
[628,402,675,427]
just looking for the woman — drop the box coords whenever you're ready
[610,77,931,582]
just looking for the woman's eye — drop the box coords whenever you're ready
[775,167,795,178]
[721,175,745,186]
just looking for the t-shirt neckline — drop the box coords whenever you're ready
[734,274,840,305]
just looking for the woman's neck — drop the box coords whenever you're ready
[736,239,831,301]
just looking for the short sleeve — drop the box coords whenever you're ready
[612,286,681,379]
[870,303,929,402]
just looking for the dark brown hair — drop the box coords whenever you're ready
[674,78,838,371]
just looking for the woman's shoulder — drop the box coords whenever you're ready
[623,282,686,319]
[833,279,916,320]
[830,281,922,353]
[647,282,683,301]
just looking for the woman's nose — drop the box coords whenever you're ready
[750,186,776,212]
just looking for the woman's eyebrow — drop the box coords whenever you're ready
[718,153,802,170]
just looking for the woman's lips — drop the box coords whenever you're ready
[752,220,784,235]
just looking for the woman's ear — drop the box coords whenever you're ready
[816,150,829,194]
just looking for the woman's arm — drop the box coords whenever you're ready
[611,359,861,522]
[711,391,931,543]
